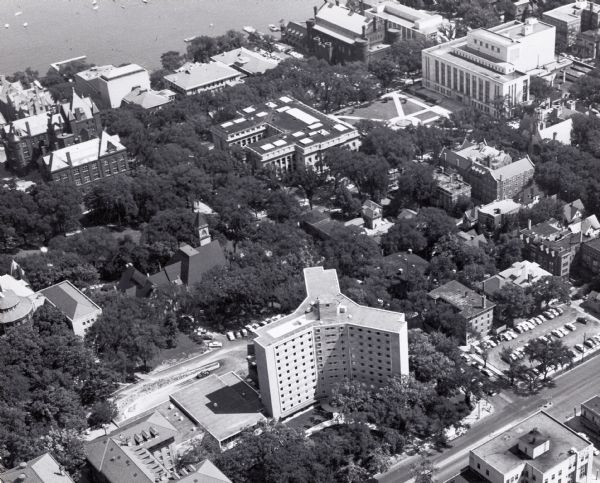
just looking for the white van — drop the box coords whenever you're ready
[208,341,223,348]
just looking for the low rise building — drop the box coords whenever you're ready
[383,250,430,279]
[520,218,592,276]
[451,411,593,483]
[211,96,360,172]
[86,409,232,483]
[478,199,522,229]
[41,131,130,188]
[441,140,534,204]
[482,260,551,296]
[169,371,265,450]
[253,266,409,419]
[581,395,600,435]
[164,62,243,96]
[0,453,75,483]
[433,168,471,213]
[40,280,102,337]
[0,76,55,122]
[362,199,383,229]
[580,237,600,274]
[422,18,559,116]
[428,280,495,342]
[365,1,447,42]
[122,87,175,110]
[211,47,280,76]
[75,64,151,109]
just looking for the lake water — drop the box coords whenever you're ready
[0,0,313,74]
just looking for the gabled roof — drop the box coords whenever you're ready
[40,280,101,322]
[563,199,585,223]
[0,453,75,483]
[42,131,125,172]
[3,112,64,138]
[489,156,534,181]
[178,460,231,483]
[315,3,369,36]
[62,90,98,121]
[165,241,226,287]
[117,265,154,297]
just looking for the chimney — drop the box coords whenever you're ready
[66,151,72,166]
[408,248,413,254]
[481,294,486,307]
[362,25,366,38]
[528,218,532,230]
[313,5,318,17]
[25,121,31,137]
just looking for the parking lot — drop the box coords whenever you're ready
[481,305,600,372]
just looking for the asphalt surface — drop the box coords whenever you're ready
[377,353,600,482]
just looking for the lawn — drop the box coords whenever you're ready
[345,99,399,120]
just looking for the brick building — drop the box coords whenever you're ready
[0,76,54,122]
[441,140,534,204]
[41,131,129,189]
[520,219,589,277]
[428,280,495,343]
[433,168,471,212]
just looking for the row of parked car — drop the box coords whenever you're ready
[499,307,565,341]
[573,334,600,356]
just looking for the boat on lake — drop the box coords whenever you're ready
[243,25,256,34]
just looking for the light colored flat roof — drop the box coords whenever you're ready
[472,411,590,474]
[254,267,406,346]
[165,61,241,91]
[478,198,522,215]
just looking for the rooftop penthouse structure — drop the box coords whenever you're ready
[422,18,558,116]
[211,96,360,172]
[465,411,593,483]
[253,266,408,419]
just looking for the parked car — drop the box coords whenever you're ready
[585,339,597,349]
[554,307,564,315]
[515,326,525,334]
[234,331,242,339]
[543,311,554,319]
[575,344,585,353]
[226,331,235,341]
[577,317,588,324]
[241,328,249,337]
[208,341,223,348]
[200,334,213,340]
[565,323,576,331]
[196,370,210,379]
[549,308,560,317]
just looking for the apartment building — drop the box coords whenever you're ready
[75,64,150,109]
[458,411,593,483]
[520,219,588,277]
[433,168,471,212]
[441,140,534,204]
[0,453,75,483]
[428,280,495,342]
[543,0,600,48]
[422,18,556,116]
[580,237,600,274]
[211,96,360,172]
[478,199,522,229]
[253,266,409,419]
[41,131,129,189]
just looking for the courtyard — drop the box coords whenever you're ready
[335,90,452,128]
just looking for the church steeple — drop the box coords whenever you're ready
[194,212,211,246]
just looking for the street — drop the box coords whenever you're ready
[377,353,600,482]
[112,338,249,422]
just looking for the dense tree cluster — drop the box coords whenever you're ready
[0,305,117,478]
